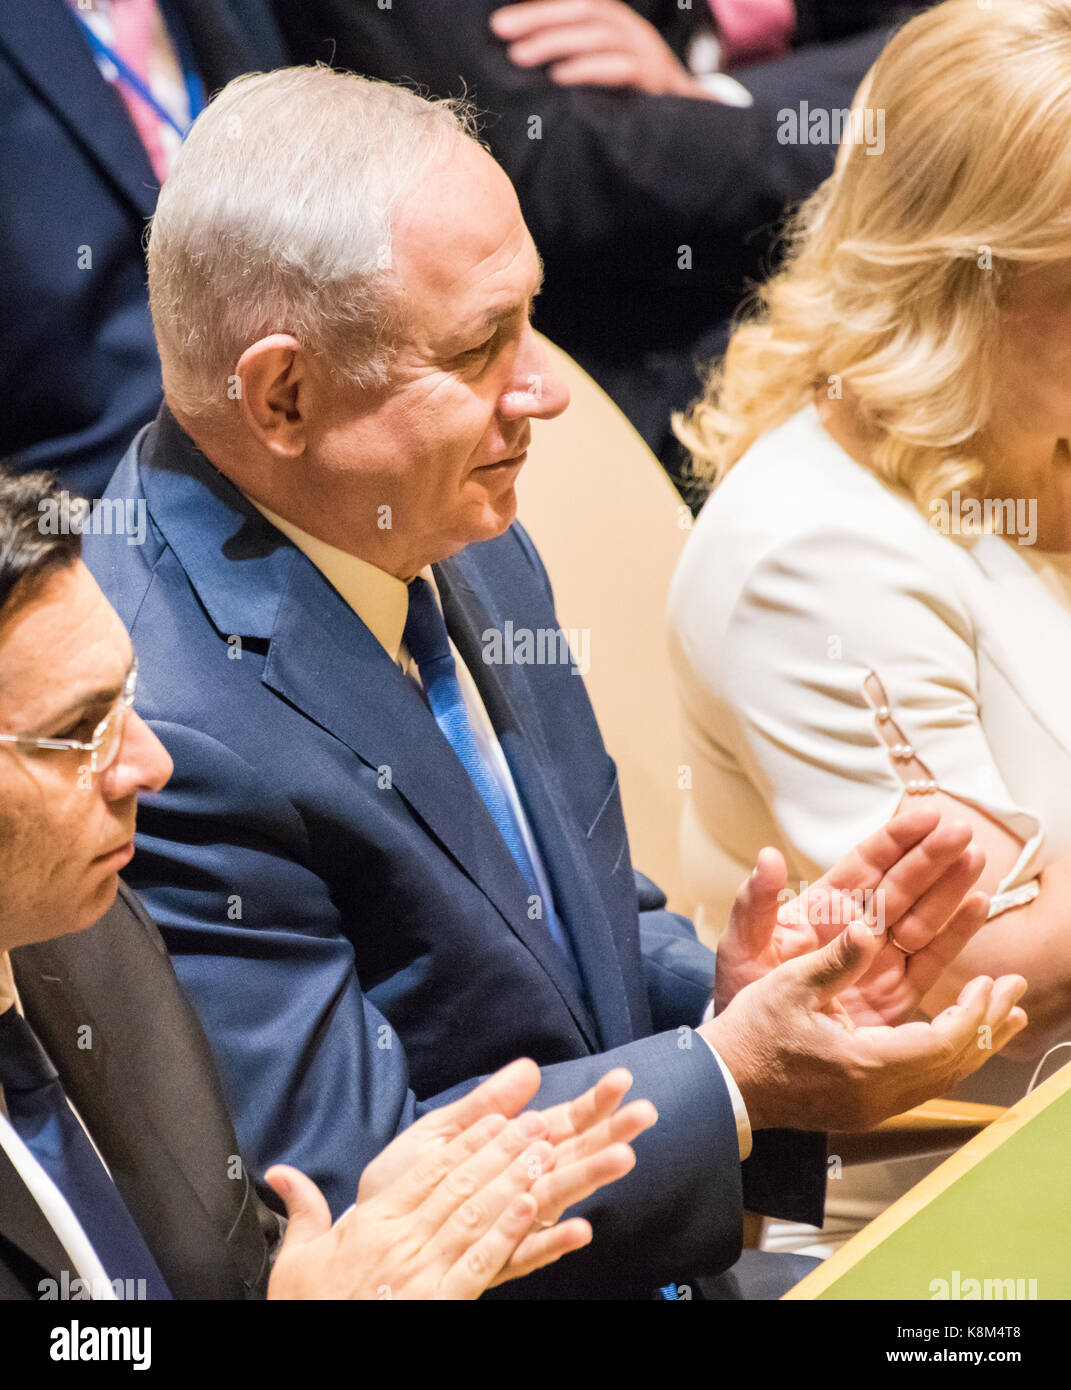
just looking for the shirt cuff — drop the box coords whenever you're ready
[700,997,753,1160]
[692,71,755,106]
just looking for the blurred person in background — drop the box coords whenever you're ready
[0,0,287,499]
[275,0,928,490]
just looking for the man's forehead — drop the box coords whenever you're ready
[391,143,539,323]
[0,563,131,708]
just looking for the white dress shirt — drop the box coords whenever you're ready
[0,955,118,1299]
[251,501,752,1158]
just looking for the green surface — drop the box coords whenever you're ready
[819,1089,1071,1300]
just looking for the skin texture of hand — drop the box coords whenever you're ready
[490,0,709,97]
[264,1058,657,1299]
[702,915,1028,1134]
[714,805,992,1025]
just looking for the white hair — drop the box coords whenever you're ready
[147,66,478,421]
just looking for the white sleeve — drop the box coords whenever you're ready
[699,997,752,1159]
[708,524,1043,914]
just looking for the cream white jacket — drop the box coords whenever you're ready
[668,404,1070,937]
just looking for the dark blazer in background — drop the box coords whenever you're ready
[274,1,923,467]
[0,0,287,500]
[3,884,279,1300]
[85,408,825,1299]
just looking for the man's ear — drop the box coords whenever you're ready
[235,335,310,458]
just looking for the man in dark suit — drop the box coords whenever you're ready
[0,472,655,1300]
[274,1,927,477]
[87,65,1027,1299]
[0,0,288,500]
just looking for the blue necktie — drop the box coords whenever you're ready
[403,577,582,983]
[0,1008,171,1298]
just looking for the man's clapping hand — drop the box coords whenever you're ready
[264,1058,656,1299]
[702,910,1027,1134]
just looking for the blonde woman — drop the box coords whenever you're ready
[668,0,1071,1246]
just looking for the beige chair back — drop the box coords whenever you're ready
[517,337,692,913]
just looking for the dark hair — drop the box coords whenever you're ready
[0,470,82,616]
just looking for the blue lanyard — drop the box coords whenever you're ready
[73,1,204,141]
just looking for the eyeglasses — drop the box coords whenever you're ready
[0,653,139,774]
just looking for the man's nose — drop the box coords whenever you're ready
[501,330,570,422]
[100,709,173,801]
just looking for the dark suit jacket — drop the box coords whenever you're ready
[273,1,923,461]
[2,884,279,1300]
[84,407,824,1298]
[0,0,287,500]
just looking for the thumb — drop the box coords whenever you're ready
[265,1165,333,1249]
[784,916,882,1007]
[728,847,788,955]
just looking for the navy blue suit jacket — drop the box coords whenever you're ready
[86,409,824,1297]
[0,0,286,499]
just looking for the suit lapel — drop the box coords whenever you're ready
[138,411,599,1044]
[0,1,159,220]
[263,557,599,1044]
[0,1141,69,1290]
[437,552,633,1049]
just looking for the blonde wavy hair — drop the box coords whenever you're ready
[675,0,1071,514]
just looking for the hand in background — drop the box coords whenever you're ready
[702,911,1027,1133]
[490,0,708,97]
[264,1058,656,1298]
[715,804,991,1025]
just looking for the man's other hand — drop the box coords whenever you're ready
[264,1058,655,1298]
[702,912,1026,1133]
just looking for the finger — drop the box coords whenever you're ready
[406,1112,554,1245]
[487,1217,595,1290]
[507,23,621,68]
[729,846,788,956]
[408,1058,542,1146]
[886,846,985,953]
[982,974,1027,1038]
[918,975,995,1058]
[539,1066,634,1145]
[546,1096,657,1172]
[901,890,990,998]
[868,823,978,933]
[846,976,994,1081]
[548,53,638,86]
[990,1006,1029,1055]
[819,804,941,895]
[265,1166,333,1249]
[785,917,884,1008]
[435,1193,541,1299]
[530,1138,638,1225]
[490,1,599,39]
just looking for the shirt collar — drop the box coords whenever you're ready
[247,498,425,663]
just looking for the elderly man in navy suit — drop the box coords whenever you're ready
[87,66,1027,1299]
